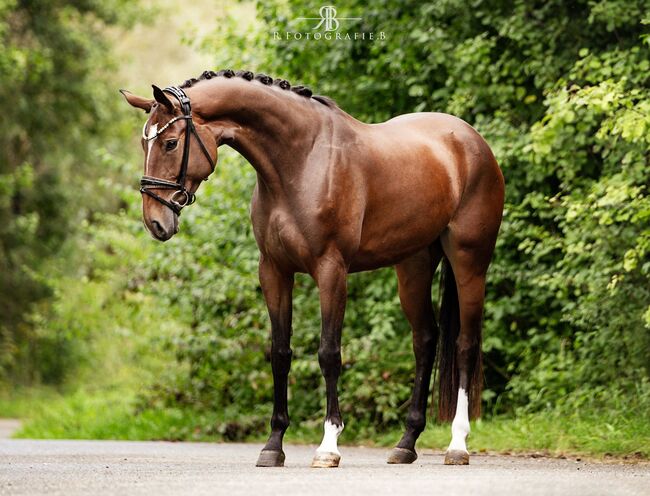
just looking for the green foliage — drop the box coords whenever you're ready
[0,0,142,383]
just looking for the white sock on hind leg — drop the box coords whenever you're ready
[447,387,470,452]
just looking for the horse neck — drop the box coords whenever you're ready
[189,78,332,197]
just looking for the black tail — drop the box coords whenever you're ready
[436,257,483,421]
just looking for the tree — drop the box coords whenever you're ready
[0,0,138,383]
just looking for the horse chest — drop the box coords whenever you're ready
[259,210,312,271]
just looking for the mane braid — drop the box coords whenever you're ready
[177,68,336,108]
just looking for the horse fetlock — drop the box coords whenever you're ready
[316,420,344,456]
[406,411,426,434]
[447,387,470,453]
[270,413,290,432]
[312,420,343,468]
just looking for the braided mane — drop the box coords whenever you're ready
[179,69,336,108]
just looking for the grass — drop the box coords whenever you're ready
[416,413,650,460]
[303,411,650,461]
[1,388,216,441]
[3,388,648,461]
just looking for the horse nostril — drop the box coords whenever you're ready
[151,220,165,238]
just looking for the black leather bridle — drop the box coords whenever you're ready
[140,86,214,215]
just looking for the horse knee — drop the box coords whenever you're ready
[271,347,292,374]
[318,347,341,377]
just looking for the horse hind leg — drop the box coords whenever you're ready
[439,228,495,466]
[387,244,442,464]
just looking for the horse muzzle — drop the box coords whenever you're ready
[145,213,179,242]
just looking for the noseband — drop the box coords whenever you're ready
[140,86,214,215]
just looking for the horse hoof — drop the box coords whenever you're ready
[256,450,285,467]
[311,452,341,468]
[387,447,418,464]
[444,450,470,465]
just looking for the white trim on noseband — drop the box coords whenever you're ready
[316,420,344,455]
[144,123,158,175]
[447,387,470,452]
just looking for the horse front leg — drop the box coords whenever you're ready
[311,257,348,468]
[256,257,294,467]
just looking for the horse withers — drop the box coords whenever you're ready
[121,69,505,468]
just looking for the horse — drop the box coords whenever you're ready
[121,69,505,468]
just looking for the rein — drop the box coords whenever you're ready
[140,86,214,215]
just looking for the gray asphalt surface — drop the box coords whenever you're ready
[1,439,649,496]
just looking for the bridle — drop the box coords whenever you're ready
[140,86,214,215]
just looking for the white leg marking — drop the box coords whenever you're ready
[316,420,344,455]
[447,387,470,453]
[145,123,158,175]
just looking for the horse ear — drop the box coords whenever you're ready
[119,89,153,113]
[152,85,174,112]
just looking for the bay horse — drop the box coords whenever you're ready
[121,69,504,468]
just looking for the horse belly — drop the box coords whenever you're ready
[350,195,452,272]
[347,120,472,272]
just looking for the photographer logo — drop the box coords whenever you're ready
[301,5,360,32]
[273,5,385,41]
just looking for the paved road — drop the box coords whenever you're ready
[0,440,648,496]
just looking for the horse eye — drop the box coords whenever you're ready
[165,139,178,151]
